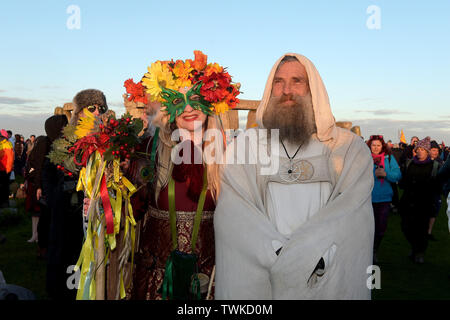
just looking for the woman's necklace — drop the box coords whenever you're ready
[279,140,302,182]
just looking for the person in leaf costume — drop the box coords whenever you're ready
[126,51,240,300]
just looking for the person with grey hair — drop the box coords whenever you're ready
[214,54,374,299]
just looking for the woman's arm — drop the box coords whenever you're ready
[385,155,402,183]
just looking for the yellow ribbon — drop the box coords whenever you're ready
[75,151,139,300]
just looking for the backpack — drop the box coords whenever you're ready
[404,158,440,178]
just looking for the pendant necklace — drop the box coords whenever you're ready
[279,140,302,182]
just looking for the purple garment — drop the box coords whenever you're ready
[372,202,391,239]
[412,156,431,165]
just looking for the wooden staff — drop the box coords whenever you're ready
[87,158,106,300]
[96,218,106,300]
[206,265,216,300]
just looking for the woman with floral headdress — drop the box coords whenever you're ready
[128,51,240,300]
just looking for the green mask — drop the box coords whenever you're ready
[160,82,212,123]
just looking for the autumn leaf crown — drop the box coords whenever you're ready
[124,50,240,115]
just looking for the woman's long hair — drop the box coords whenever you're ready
[152,109,225,201]
[366,135,391,155]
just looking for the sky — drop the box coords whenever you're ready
[0,0,449,144]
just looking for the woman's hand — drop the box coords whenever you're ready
[375,167,387,178]
[36,188,42,200]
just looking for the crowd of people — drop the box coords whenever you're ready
[367,135,449,265]
[1,51,450,300]
[1,116,84,299]
[0,131,40,244]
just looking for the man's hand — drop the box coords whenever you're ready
[83,198,91,217]
[36,188,42,200]
[120,159,131,172]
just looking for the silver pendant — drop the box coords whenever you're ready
[278,159,315,183]
[279,160,302,182]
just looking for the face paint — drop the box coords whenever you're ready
[160,82,212,123]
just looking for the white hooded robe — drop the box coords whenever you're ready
[214,53,374,300]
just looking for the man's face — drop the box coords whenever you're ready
[411,137,419,146]
[430,148,439,159]
[416,147,428,160]
[30,135,35,143]
[271,61,310,101]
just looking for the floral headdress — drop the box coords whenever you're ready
[123,79,148,105]
[140,50,240,122]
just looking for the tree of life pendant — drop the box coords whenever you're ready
[279,160,301,182]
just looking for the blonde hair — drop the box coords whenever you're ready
[152,109,224,202]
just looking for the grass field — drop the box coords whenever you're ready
[0,199,48,299]
[372,198,450,300]
[1,194,449,300]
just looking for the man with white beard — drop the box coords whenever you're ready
[214,54,374,299]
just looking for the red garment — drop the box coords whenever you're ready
[132,163,215,300]
[372,152,385,185]
[0,139,14,173]
[371,152,385,168]
[25,180,41,216]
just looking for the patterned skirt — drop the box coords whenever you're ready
[131,206,215,300]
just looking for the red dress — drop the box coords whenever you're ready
[131,162,215,300]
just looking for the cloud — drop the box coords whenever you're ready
[108,100,125,109]
[0,96,40,105]
[0,105,50,114]
[354,109,412,116]
[348,118,450,143]
[0,113,51,138]
[39,85,62,90]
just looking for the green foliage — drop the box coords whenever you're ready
[47,124,79,173]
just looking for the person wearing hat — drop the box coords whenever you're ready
[398,137,441,263]
[44,89,107,299]
[69,89,108,126]
[427,140,444,240]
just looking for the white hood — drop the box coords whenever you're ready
[255,53,336,142]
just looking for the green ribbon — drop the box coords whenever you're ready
[150,128,159,165]
[146,128,159,183]
[168,175,178,250]
[162,168,208,300]
[191,170,208,252]
[162,255,174,300]
[190,273,201,300]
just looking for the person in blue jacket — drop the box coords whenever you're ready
[367,135,402,263]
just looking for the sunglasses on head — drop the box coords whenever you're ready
[370,135,383,140]
[86,105,107,114]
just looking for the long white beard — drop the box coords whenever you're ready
[263,93,316,145]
